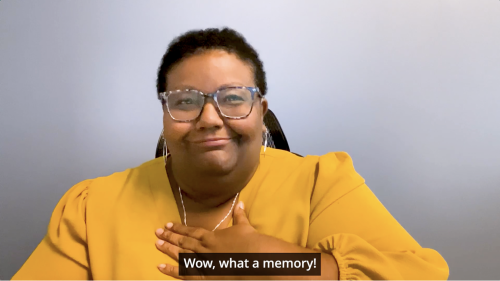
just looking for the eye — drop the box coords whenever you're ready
[176,98,195,105]
[224,94,245,102]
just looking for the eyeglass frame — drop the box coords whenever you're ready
[158,86,263,122]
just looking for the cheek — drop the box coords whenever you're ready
[163,112,191,143]
[227,117,262,141]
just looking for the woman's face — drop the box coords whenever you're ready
[163,50,268,174]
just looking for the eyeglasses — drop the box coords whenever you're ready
[158,86,262,122]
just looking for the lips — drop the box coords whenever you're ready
[191,137,234,147]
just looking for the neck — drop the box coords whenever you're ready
[166,156,258,208]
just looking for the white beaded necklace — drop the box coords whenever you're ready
[178,186,239,231]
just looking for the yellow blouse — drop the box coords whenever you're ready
[13,147,449,280]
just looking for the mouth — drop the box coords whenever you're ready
[191,137,234,148]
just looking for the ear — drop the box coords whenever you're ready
[260,97,268,118]
[260,97,268,133]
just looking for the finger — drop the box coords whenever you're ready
[157,263,184,280]
[156,228,205,252]
[158,263,206,280]
[167,222,208,240]
[232,201,249,225]
[155,238,193,261]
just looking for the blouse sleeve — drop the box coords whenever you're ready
[307,152,449,280]
[12,180,92,280]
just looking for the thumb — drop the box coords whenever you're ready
[233,202,249,225]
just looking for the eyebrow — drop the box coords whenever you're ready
[168,83,250,92]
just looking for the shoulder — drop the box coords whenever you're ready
[83,157,164,198]
[316,151,364,181]
[90,157,163,184]
[260,147,307,164]
[264,147,365,194]
[50,157,164,226]
[263,147,361,176]
[261,148,364,190]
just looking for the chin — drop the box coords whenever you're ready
[192,150,238,175]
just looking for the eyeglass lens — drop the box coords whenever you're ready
[167,88,254,120]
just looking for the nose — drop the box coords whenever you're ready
[195,100,224,130]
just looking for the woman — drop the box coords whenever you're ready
[13,28,449,280]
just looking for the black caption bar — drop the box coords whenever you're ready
[179,253,321,276]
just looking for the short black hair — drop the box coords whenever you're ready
[156,27,267,100]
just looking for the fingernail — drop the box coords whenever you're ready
[158,264,166,269]
[238,201,245,210]
[166,222,173,229]
[156,228,164,235]
[156,239,165,246]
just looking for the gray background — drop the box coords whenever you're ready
[1,0,499,279]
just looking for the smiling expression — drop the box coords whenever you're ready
[162,49,268,175]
